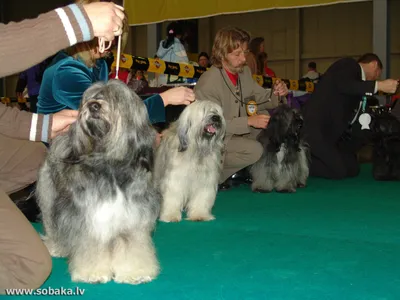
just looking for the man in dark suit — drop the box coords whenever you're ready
[302,53,399,179]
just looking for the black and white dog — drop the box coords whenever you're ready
[250,104,310,193]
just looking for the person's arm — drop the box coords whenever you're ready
[195,75,250,136]
[174,42,189,63]
[252,76,285,112]
[143,95,166,124]
[0,103,52,142]
[0,3,95,78]
[334,62,376,96]
[52,64,94,110]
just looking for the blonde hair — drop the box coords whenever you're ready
[211,27,251,68]
[65,0,130,68]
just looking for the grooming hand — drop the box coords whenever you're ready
[273,79,289,96]
[51,109,79,139]
[377,79,399,94]
[83,2,125,41]
[248,114,270,129]
[160,87,196,106]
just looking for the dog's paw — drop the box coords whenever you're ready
[114,274,155,285]
[71,271,112,284]
[159,213,182,223]
[186,214,215,222]
[276,188,296,193]
[297,183,306,188]
[253,188,272,193]
[42,237,67,258]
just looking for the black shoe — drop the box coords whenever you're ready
[218,178,233,191]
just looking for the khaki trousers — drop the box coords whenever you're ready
[0,134,51,293]
[220,128,264,184]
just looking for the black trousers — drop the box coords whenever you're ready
[308,124,371,179]
[29,95,38,113]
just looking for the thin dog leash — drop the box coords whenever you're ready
[98,35,122,79]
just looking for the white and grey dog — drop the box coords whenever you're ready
[250,104,310,193]
[154,100,226,222]
[36,80,161,284]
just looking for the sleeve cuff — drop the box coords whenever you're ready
[374,81,378,94]
[144,95,166,124]
[29,113,52,142]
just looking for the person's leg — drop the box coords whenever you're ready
[0,135,47,194]
[28,95,38,113]
[307,131,348,179]
[0,189,52,293]
[220,136,263,184]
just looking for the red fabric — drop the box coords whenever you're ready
[109,70,130,83]
[265,67,276,78]
[225,69,239,86]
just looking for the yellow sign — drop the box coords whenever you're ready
[148,58,166,74]
[179,63,195,78]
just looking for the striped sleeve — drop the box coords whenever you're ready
[0,104,52,142]
[0,3,95,78]
[29,114,53,143]
[55,4,95,46]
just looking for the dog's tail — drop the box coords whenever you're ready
[9,184,42,223]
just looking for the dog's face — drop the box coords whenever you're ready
[270,104,303,137]
[79,98,113,140]
[69,80,155,160]
[177,100,226,152]
[257,104,304,150]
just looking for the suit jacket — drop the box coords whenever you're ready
[302,57,376,142]
[194,65,284,144]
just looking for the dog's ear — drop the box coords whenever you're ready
[177,121,190,152]
[136,145,154,172]
[263,113,284,151]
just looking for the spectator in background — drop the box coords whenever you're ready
[198,52,211,68]
[302,61,321,83]
[15,58,51,112]
[245,37,264,75]
[127,69,148,94]
[257,52,276,77]
[156,21,189,85]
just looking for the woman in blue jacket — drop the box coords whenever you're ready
[37,37,194,124]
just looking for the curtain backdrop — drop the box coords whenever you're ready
[123,0,369,26]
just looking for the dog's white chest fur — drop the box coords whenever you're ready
[277,144,286,166]
[90,188,139,242]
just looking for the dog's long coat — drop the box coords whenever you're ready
[251,104,310,193]
[36,80,161,284]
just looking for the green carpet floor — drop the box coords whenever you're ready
[16,164,400,299]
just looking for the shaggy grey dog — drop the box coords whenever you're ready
[154,100,226,222]
[36,80,160,284]
[250,104,310,193]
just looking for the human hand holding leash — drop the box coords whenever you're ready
[83,2,125,41]
[273,79,289,96]
[160,87,196,106]
[248,114,270,129]
[377,79,399,94]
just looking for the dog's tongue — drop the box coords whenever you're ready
[206,124,216,133]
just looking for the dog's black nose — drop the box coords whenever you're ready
[211,115,221,123]
[89,102,101,113]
